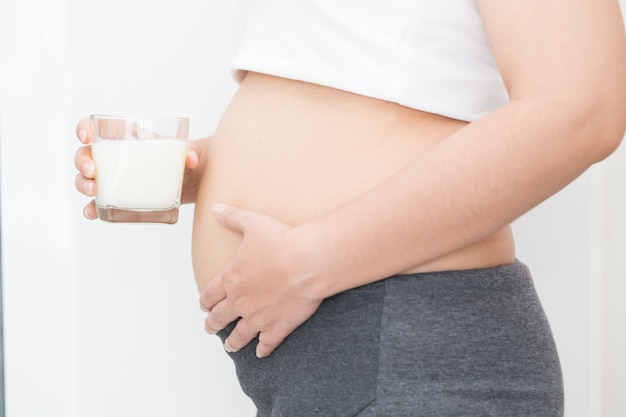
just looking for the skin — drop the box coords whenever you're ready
[76,0,626,359]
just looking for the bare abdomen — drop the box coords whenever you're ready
[191,72,514,291]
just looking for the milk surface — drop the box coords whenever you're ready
[92,139,188,210]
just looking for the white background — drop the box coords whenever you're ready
[1,1,625,416]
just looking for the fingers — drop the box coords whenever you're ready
[76,117,94,144]
[199,273,228,314]
[75,172,95,196]
[74,137,95,177]
[83,200,98,220]
[74,145,96,199]
[185,141,201,170]
[200,268,283,358]
[75,117,98,220]
[223,319,260,354]
[212,203,255,234]
[223,323,288,358]
[255,330,287,359]
[203,302,238,335]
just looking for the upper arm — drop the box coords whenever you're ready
[476,0,626,149]
[477,0,626,99]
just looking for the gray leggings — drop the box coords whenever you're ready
[218,260,564,417]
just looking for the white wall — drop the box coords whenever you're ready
[513,168,604,416]
[1,0,624,416]
[601,141,626,415]
[1,0,254,416]
[1,1,77,416]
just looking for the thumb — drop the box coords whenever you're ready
[212,203,252,234]
[185,141,201,170]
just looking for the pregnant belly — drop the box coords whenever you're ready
[191,72,514,291]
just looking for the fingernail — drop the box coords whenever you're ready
[78,129,87,142]
[256,350,265,359]
[224,341,235,353]
[204,317,216,335]
[199,302,208,313]
[212,203,228,215]
[82,181,94,195]
[82,161,95,177]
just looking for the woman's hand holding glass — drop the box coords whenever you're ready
[73,117,207,219]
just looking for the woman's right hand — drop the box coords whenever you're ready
[74,117,98,219]
[73,117,208,219]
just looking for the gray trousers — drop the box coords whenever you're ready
[218,260,563,417]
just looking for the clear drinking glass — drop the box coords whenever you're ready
[90,115,189,224]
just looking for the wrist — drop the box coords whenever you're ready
[289,205,411,298]
[289,221,339,301]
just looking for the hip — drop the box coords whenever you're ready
[218,260,563,417]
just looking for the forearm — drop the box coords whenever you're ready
[300,0,626,298]
[302,98,624,298]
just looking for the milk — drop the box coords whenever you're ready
[92,139,188,210]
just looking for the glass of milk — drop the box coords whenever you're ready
[90,115,189,224]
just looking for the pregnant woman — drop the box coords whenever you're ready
[75,1,626,416]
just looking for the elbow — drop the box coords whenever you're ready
[591,59,626,161]
[571,78,626,164]
[589,106,626,163]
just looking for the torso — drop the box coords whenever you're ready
[191,72,515,291]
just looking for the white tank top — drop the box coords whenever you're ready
[230,0,509,122]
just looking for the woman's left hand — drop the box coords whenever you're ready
[199,203,325,359]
